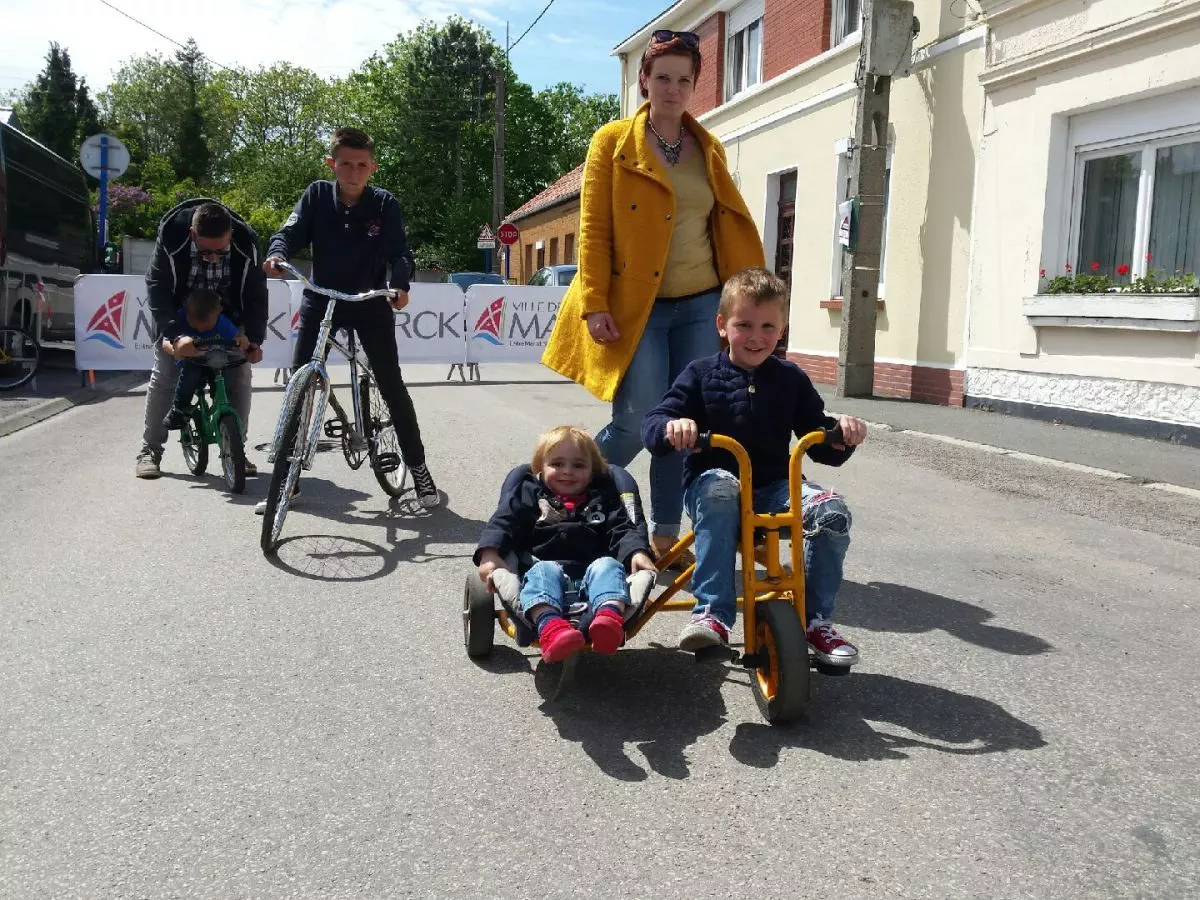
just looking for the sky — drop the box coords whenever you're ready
[1,0,662,102]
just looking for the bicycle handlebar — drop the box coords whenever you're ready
[272,260,396,304]
[695,424,844,452]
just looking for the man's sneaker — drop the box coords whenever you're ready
[135,446,162,479]
[253,484,300,515]
[244,459,258,477]
[678,614,730,652]
[806,620,859,666]
[411,463,440,508]
[162,407,187,430]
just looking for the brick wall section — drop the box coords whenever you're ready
[688,13,725,117]
[508,201,580,284]
[763,0,831,80]
[788,352,966,406]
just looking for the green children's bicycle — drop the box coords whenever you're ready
[177,340,249,493]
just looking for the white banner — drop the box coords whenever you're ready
[75,275,568,369]
[464,284,566,363]
[74,275,293,369]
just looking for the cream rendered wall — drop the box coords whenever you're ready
[612,2,986,368]
[968,1,1200,416]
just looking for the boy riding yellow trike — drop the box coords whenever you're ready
[463,425,845,726]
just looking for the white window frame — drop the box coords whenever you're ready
[724,0,764,103]
[831,0,863,47]
[830,138,892,300]
[1052,88,1200,279]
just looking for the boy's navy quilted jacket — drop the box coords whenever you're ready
[641,351,854,492]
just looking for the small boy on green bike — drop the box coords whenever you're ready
[163,288,249,430]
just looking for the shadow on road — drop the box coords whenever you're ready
[837,580,1054,656]
[258,476,488,581]
[535,647,733,782]
[728,671,1047,765]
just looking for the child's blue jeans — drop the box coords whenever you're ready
[517,558,630,617]
[683,470,852,629]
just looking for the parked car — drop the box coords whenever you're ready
[0,120,97,340]
[445,271,506,290]
[528,264,577,287]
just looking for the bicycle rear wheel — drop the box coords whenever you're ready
[359,370,408,498]
[0,327,40,391]
[261,369,317,554]
[180,410,208,475]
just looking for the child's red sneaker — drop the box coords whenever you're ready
[588,607,625,655]
[538,617,585,663]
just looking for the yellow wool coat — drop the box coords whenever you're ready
[541,103,766,403]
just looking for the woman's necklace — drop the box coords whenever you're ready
[648,119,684,166]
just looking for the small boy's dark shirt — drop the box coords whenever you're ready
[268,181,412,299]
[642,351,854,492]
[474,467,651,580]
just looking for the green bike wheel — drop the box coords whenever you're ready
[218,412,246,494]
[181,410,208,475]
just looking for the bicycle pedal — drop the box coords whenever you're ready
[323,419,346,439]
[373,452,402,473]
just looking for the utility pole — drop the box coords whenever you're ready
[837,0,918,398]
[492,22,509,275]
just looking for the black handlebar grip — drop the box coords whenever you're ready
[825,423,845,445]
[696,432,713,451]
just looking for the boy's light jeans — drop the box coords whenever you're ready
[517,558,630,616]
[683,470,852,629]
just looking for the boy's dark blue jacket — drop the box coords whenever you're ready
[474,466,651,580]
[268,181,413,300]
[642,351,854,492]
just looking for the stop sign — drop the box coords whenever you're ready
[498,223,520,246]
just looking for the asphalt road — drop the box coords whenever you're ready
[2,364,1197,899]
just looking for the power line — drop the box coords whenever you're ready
[508,0,558,54]
[96,0,233,71]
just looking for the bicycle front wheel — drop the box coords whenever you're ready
[0,327,40,391]
[261,369,318,554]
[359,371,408,498]
[217,412,246,494]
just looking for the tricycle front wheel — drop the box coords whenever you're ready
[751,599,811,724]
[463,573,495,659]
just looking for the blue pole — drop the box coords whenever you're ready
[98,136,109,248]
[484,246,492,274]
[504,245,511,281]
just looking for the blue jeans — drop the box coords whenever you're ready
[597,290,721,537]
[517,558,629,616]
[683,470,852,628]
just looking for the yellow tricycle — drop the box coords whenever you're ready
[462,426,845,726]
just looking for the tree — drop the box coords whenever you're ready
[14,43,102,160]
[171,40,211,184]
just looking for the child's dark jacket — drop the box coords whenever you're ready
[474,466,651,579]
[642,351,854,492]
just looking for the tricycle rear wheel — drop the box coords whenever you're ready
[463,573,495,659]
[751,599,810,724]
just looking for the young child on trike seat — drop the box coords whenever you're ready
[474,426,658,663]
[163,288,249,430]
[641,267,868,666]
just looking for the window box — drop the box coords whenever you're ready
[1022,293,1200,331]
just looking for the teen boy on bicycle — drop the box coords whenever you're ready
[260,126,440,509]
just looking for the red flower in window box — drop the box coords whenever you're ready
[1039,268,1046,278]
[1064,263,1072,273]
[1117,263,1130,276]
[1145,252,1153,263]
[1091,261,1101,272]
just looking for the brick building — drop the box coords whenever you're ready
[503,165,583,284]
[614,0,987,406]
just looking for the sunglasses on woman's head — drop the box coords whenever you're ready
[652,29,700,47]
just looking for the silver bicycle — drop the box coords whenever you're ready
[260,262,410,555]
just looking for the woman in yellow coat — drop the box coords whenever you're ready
[542,30,765,564]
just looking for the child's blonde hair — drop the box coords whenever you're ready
[719,266,789,318]
[532,425,608,476]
